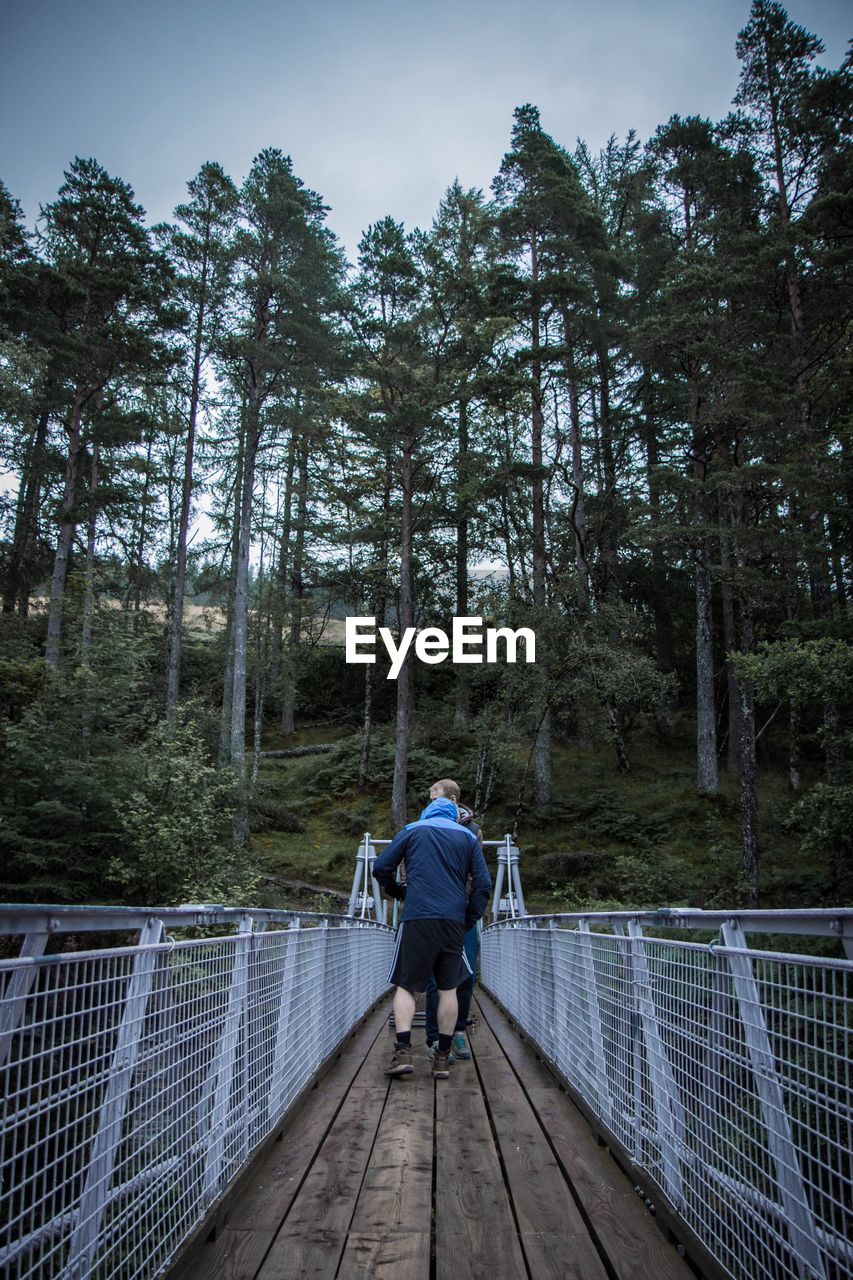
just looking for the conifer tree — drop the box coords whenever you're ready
[161,162,238,714]
[493,105,610,797]
[38,159,174,668]
[420,181,499,727]
[223,149,342,838]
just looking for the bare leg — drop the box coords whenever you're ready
[437,987,458,1036]
[393,986,417,1034]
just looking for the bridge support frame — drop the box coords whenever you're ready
[61,915,165,1280]
[720,920,826,1280]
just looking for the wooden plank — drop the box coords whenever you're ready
[175,1000,391,1280]
[526,1089,694,1280]
[338,1040,433,1279]
[477,993,694,1280]
[474,993,559,1087]
[470,1015,610,1280]
[256,1025,393,1279]
[435,1081,527,1279]
[338,1230,430,1279]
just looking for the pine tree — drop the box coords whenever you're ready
[222,149,342,839]
[160,162,238,714]
[37,159,174,668]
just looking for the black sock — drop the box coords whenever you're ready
[438,1033,453,1053]
[395,1031,411,1047]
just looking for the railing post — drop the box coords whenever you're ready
[721,920,826,1280]
[491,839,506,922]
[346,836,366,917]
[200,912,253,1204]
[627,919,685,1209]
[348,833,385,922]
[61,915,164,1280]
[509,838,526,917]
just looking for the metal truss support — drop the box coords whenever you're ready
[491,835,525,921]
[200,912,253,1204]
[347,833,387,923]
[627,919,685,1210]
[577,921,614,1123]
[267,918,301,1123]
[61,915,164,1280]
[721,920,825,1280]
[0,928,48,1068]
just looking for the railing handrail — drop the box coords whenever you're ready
[486,906,853,951]
[0,902,383,937]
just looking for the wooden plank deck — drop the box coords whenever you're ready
[175,991,696,1280]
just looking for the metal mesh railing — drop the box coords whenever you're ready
[0,912,394,1280]
[481,914,853,1280]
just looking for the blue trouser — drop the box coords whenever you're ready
[425,925,478,1042]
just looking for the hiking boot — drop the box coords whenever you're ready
[432,1049,452,1080]
[426,1040,455,1064]
[385,1042,414,1077]
[451,1032,471,1059]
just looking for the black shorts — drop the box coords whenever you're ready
[387,919,465,993]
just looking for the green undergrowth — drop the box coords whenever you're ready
[248,726,829,915]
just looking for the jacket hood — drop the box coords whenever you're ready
[418,798,457,822]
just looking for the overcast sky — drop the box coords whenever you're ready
[1,0,849,263]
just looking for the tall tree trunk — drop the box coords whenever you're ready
[530,229,551,806]
[718,499,740,774]
[391,438,415,829]
[230,412,260,770]
[219,420,245,767]
[268,435,296,694]
[642,379,670,669]
[454,398,471,729]
[281,435,309,736]
[693,398,718,795]
[695,544,718,794]
[828,513,847,617]
[359,456,391,790]
[560,309,590,607]
[357,661,375,792]
[45,391,84,669]
[251,528,267,786]
[4,407,49,616]
[737,602,759,906]
[596,343,619,590]
[166,265,208,715]
[80,443,100,662]
[230,402,260,844]
[788,700,801,792]
[132,430,155,624]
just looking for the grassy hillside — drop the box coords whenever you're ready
[247,722,819,916]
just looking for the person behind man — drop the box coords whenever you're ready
[425,791,483,1061]
[374,779,491,1080]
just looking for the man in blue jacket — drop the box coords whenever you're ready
[374,788,492,1080]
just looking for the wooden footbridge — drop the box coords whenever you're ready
[1,854,852,1280]
[174,992,691,1280]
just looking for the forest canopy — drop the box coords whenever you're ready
[0,1,850,911]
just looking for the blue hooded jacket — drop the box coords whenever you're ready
[373,799,492,928]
